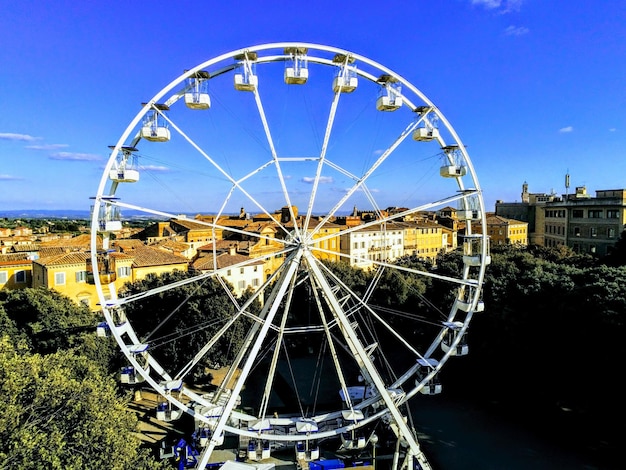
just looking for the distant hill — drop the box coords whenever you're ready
[0,209,92,219]
[0,209,167,220]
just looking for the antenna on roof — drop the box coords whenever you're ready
[565,170,570,196]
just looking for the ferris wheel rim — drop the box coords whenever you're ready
[91,41,489,469]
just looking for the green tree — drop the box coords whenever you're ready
[120,271,252,381]
[0,336,164,470]
[0,288,120,373]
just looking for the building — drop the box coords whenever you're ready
[400,220,449,262]
[496,182,626,256]
[123,245,189,281]
[544,188,626,256]
[192,244,264,297]
[339,223,404,269]
[32,251,134,310]
[0,253,32,290]
[477,215,528,246]
[495,182,558,245]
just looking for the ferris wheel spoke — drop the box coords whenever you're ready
[316,261,435,362]
[158,110,293,236]
[303,82,343,233]
[174,296,260,381]
[310,117,424,238]
[214,251,301,397]
[257,272,298,420]
[251,86,302,239]
[306,265,359,413]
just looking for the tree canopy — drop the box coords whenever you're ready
[0,335,164,470]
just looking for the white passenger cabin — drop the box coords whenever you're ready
[185,71,210,110]
[376,75,402,111]
[96,202,122,232]
[120,343,150,385]
[441,321,469,356]
[463,234,491,266]
[120,365,145,385]
[284,46,309,84]
[417,358,442,395]
[414,126,440,142]
[140,105,170,142]
[332,53,357,93]
[333,67,358,93]
[109,146,139,183]
[87,250,117,284]
[247,440,271,461]
[96,321,110,337]
[456,285,485,313]
[439,145,467,177]
[156,401,184,422]
[234,52,258,92]
[340,433,367,450]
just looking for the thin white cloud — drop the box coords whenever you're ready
[472,0,523,13]
[26,143,69,150]
[301,176,334,184]
[559,126,574,133]
[0,174,23,181]
[49,152,102,161]
[141,164,170,172]
[472,0,502,8]
[609,128,617,132]
[0,132,39,142]
[505,25,529,36]
[339,186,380,194]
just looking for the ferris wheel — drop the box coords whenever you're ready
[90,43,490,470]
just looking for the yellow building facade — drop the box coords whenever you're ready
[481,215,528,246]
[0,255,32,290]
[32,252,135,311]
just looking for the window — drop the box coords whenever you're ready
[607,210,619,219]
[573,227,581,237]
[15,270,26,283]
[240,267,244,274]
[55,272,66,285]
[76,270,88,282]
[227,269,231,276]
[252,278,260,287]
[588,210,602,219]
[117,266,131,277]
[590,227,597,237]
[238,280,246,290]
[572,210,584,218]
[609,228,616,238]
[0,271,7,284]
[253,266,258,272]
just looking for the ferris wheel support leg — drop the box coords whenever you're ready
[304,252,432,470]
[194,251,303,470]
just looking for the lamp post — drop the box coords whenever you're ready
[370,433,378,470]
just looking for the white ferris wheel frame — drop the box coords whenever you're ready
[89,42,489,470]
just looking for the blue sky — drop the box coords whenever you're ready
[1,0,625,213]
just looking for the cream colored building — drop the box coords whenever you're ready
[192,245,264,297]
[339,223,404,269]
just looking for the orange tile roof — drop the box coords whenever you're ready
[192,252,263,271]
[35,252,90,266]
[131,246,189,268]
